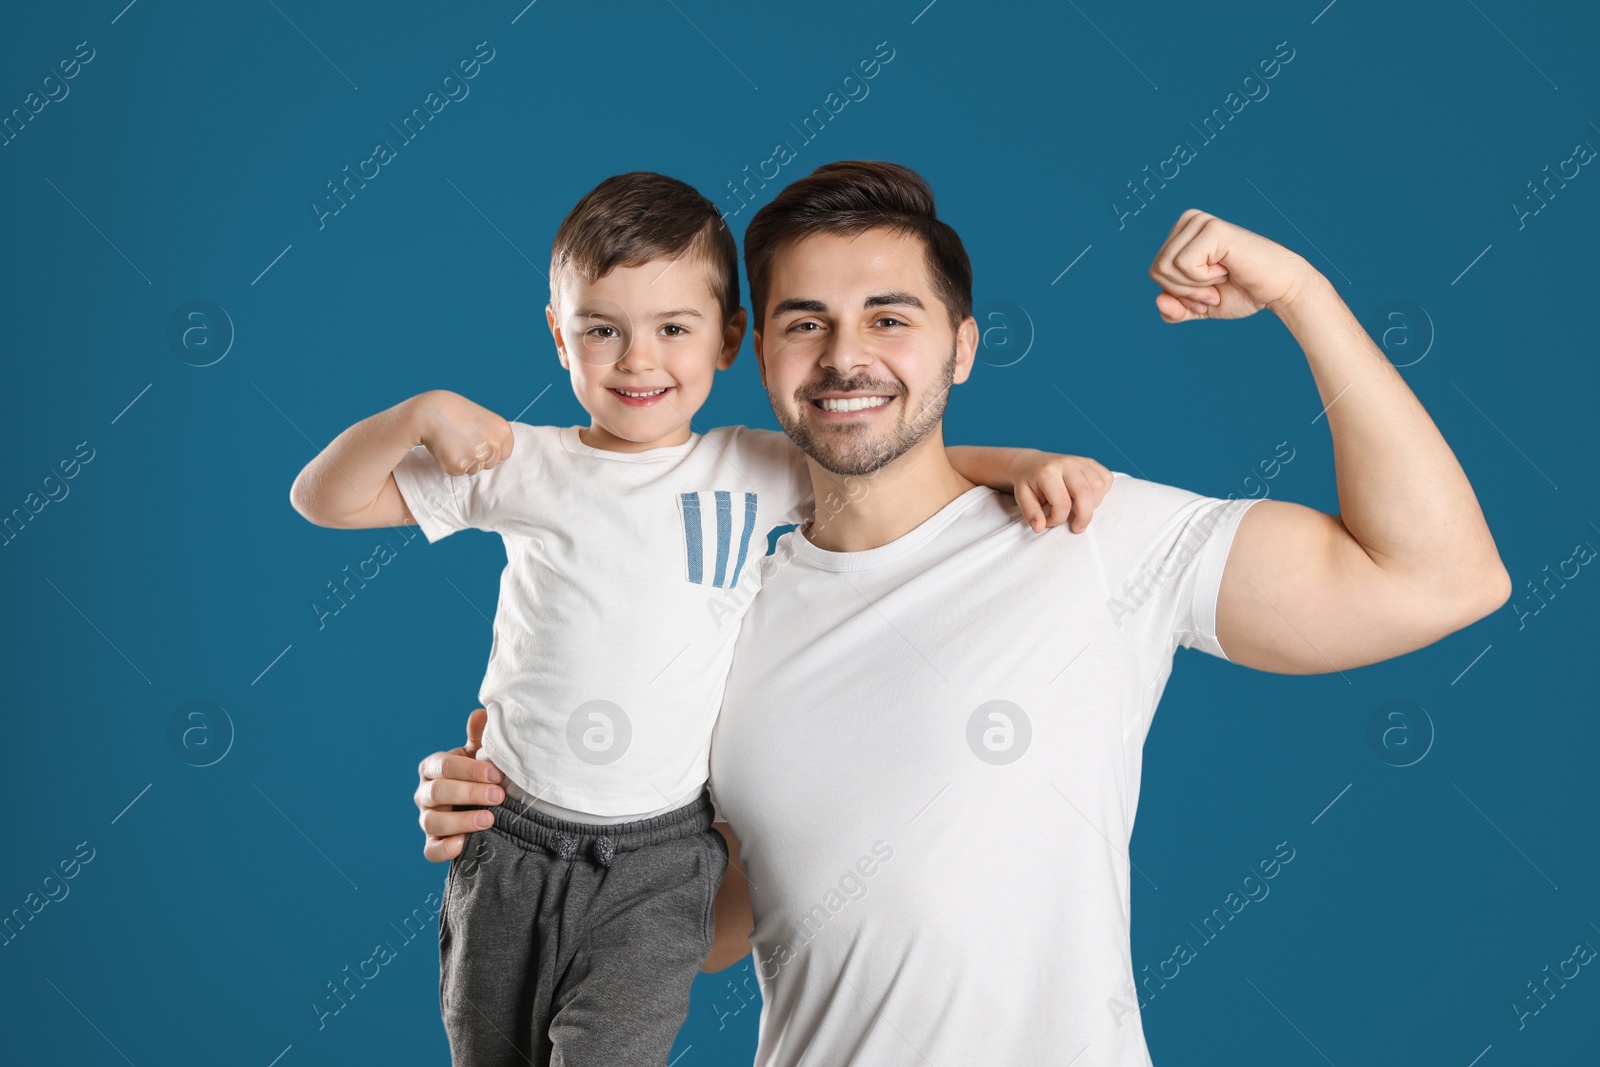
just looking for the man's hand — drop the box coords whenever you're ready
[415,708,505,862]
[1013,452,1115,535]
[414,390,516,477]
[1148,209,1315,323]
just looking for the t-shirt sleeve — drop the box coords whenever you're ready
[1090,472,1263,667]
[391,422,530,543]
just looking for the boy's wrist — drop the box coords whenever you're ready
[1012,447,1046,483]
[398,390,446,447]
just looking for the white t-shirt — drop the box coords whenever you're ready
[710,474,1262,1066]
[392,422,810,816]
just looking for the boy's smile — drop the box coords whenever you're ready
[547,258,745,453]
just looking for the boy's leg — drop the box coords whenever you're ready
[441,790,726,1066]
[439,822,563,1066]
[546,822,728,1065]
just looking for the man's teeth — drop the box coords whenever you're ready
[615,387,669,398]
[818,396,891,413]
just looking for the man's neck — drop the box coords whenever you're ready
[801,429,977,553]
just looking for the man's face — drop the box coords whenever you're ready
[545,257,744,452]
[755,228,977,476]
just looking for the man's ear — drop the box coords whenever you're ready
[546,304,570,371]
[716,306,748,371]
[751,323,768,388]
[951,315,979,386]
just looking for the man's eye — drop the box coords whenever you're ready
[788,320,820,333]
[874,316,905,328]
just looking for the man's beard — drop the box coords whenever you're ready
[772,345,956,477]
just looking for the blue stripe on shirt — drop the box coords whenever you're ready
[730,492,758,586]
[712,490,733,587]
[681,492,704,583]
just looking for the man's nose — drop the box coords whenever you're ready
[817,327,871,377]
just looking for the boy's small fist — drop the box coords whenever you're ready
[413,390,515,477]
[1015,454,1115,535]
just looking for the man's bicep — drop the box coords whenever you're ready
[1215,500,1464,674]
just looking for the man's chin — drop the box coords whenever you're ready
[793,423,901,477]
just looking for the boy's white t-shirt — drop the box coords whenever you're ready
[710,476,1262,1066]
[392,422,811,816]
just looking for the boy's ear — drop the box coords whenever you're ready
[951,315,978,387]
[546,304,570,370]
[716,307,748,371]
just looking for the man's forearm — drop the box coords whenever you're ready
[1275,270,1507,597]
[290,394,425,526]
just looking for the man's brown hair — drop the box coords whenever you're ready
[549,172,740,323]
[742,160,973,330]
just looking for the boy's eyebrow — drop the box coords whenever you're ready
[863,291,925,310]
[569,306,705,320]
[571,306,625,321]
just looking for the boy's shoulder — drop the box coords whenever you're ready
[699,425,805,475]
[508,421,563,446]
[699,424,796,452]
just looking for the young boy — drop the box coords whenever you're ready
[289,171,1110,1065]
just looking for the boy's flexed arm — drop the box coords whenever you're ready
[289,390,515,530]
[946,446,1116,534]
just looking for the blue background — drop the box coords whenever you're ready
[3,1,1597,1064]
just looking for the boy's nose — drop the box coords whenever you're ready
[614,336,659,372]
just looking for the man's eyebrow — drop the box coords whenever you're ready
[771,298,828,317]
[863,291,925,311]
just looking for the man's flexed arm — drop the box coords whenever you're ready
[1148,209,1511,674]
[289,390,514,530]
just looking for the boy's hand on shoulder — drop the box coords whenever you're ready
[1013,451,1114,535]
[411,390,515,477]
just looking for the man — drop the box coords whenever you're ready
[416,161,1510,1065]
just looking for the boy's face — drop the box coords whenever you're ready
[546,256,745,452]
[753,227,977,476]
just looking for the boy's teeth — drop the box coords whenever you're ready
[616,387,668,398]
[819,396,891,413]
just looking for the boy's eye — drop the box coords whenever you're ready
[660,323,687,337]
[586,325,619,339]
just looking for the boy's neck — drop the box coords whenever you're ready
[801,428,976,553]
[578,421,693,454]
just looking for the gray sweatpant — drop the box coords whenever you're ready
[439,789,727,1066]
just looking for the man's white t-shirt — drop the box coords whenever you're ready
[710,474,1262,1066]
[393,422,810,816]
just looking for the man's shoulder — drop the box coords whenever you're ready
[1096,470,1236,521]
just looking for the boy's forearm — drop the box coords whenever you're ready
[290,394,428,526]
[946,445,1037,491]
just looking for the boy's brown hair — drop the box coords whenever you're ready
[548,172,740,323]
[742,160,973,330]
